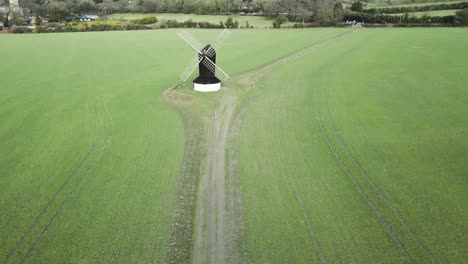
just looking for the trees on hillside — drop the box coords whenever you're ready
[263,0,334,22]
[455,8,468,25]
[350,1,363,12]
[333,2,344,21]
[16,0,337,23]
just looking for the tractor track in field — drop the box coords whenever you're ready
[0,101,99,249]
[165,29,356,264]
[314,81,416,263]
[274,84,326,264]
[20,100,114,263]
[321,82,437,263]
[230,29,355,84]
[2,99,113,264]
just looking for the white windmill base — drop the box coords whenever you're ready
[193,82,221,92]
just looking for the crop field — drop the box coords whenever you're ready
[105,13,292,28]
[1,28,467,263]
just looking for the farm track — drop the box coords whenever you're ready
[223,107,248,264]
[274,84,325,263]
[165,29,356,264]
[321,82,437,263]
[230,29,355,83]
[2,99,113,264]
[165,93,204,264]
[193,94,236,264]
[314,80,434,263]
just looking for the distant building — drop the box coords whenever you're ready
[24,14,36,20]
[85,15,99,20]
[77,15,99,22]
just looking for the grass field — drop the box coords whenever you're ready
[1,28,467,263]
[389,9,459,16]
[235,28,468,263]
[106,13,293,28]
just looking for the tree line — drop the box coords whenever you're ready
[16,0,338,22]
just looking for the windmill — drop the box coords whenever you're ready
[178,29,231,92]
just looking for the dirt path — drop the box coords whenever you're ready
[193,93,237,264]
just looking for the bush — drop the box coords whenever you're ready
[131,16,158,25]
[272,15,288,28]
[35,17,42,26]
[182,19,198,28]
[11,26,32,33]
[34,26,47,33]
[224,17,239,28]
[125,23,147,30]
[198,21,224,28]
[0,25,3,31]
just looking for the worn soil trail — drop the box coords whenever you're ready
[193,94,237,264]
[165,29,355,264]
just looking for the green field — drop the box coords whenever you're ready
[235,28,468,263]
[390,9,459,16]
[1,28,467,263]
[106,13,293,28]
[366,0,464,7]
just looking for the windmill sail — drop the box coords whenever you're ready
[178,31,204,53]
[180,54,203,82]
[205,29,231,57]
